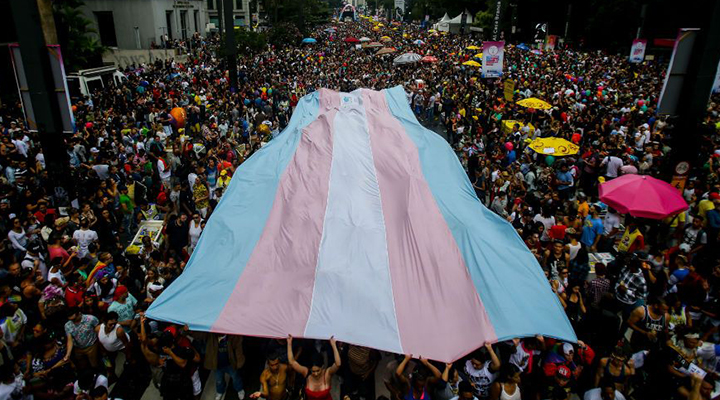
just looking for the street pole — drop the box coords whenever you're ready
[223,0,238,92]
[9,0,73,204]
[564,3,571,42]
[636,3,647,39]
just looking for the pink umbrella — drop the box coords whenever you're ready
[598,175,688,219]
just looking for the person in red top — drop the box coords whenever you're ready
[65,275,85,308]
[288,335,341,400]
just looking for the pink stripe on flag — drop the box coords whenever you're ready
[362,89,497,361]
[212,89,340,337]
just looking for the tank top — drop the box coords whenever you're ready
[404,386,430,400]
[305,375,332,400]
[500,384,521,400]
[568,242,581,261]
[603,361,626,384]
[189,220,203,247]
[642,305,666,332]
[98,324,127,352]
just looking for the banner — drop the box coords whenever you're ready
[503,79,515,101]
[629,39,647,63]
[544,35,558,51]
[482,41,504,78]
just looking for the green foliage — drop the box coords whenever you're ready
[53,0,106,71]
[267,22,302,46]
[259,0,330,33]
[235,29,268,55]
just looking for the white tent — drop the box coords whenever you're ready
[437,10,474,33]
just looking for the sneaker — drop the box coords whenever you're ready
[238,390,246,400]
[215,394,224,400]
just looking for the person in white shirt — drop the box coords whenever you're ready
[584,382,626,400]
[72,218,99,258]
[601,152,624,179]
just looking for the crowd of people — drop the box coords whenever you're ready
[0,9,720,400]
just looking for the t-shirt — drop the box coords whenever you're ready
[603,213,621,236]
[73,374,109,395]
[73,229,98,258]
[107,294,138,322]
[92,164,110,180]
[581,217,603,247]
[534,215,556,242]
[65,314,100,348]
[682,226,707,249]
[0,374,25,400]
[602,156,623,178]
[464,360,497,398]
[583,388,625,400]
[48,246,70,265]
[119,194,134,215]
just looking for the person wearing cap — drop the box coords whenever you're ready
[541,364,572,400]
[107,285,137,328]
[217,168,232,190]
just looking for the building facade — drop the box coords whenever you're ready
[206,0,257,30]
[81,0,208,49]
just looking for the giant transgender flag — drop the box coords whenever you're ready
[147,86,576,362]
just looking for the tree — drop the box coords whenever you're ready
[53,0,106,72]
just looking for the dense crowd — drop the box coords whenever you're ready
[0,11,720,400]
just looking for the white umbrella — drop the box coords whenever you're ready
[393,52,422,65]
[359,37,371,42]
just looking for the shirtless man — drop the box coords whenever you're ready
[251,352,289,400]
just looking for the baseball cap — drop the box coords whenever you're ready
[710,192,720,201]
[556,365,571,379]
[562,343,574,355]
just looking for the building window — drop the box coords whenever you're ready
[236,0,243,10]
[207,0,214,10]
[180,10,188,39]
[194,10,200,33]
[165,11,174,40]
[94,11,117,47]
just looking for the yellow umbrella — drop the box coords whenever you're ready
[428,29,437,33]
[377,23,385,27]
[462,60,481,67]
[528,137,579,156]
[516,97,552,110]
[380,36,391,42]
[372,26,380,31]
[473,53,483,59]
[402,33,409,38]
[466,45,481,50]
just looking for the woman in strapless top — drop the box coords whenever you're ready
[288,335,341,400]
